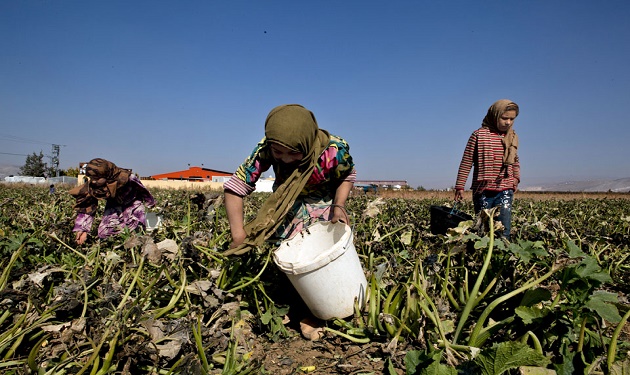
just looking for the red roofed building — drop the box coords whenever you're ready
[151,166,232,182]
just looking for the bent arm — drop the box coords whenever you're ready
[454,132,477,200]
[224,190,247,248]
[330,180,354,223]
[73,212,95,245]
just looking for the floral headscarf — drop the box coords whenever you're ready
[69,158,131,214]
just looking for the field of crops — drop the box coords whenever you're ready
[1,184,629,374]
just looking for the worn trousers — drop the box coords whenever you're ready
[473,189,514,239]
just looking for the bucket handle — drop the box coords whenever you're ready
[449,201,461,215]
[331,204,354,249]
[331,204,352,226]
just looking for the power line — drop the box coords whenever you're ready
[0,134,67,176]
[0,133,54,146]
[0,152,30,157]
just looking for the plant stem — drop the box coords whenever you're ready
[467,265,558,347]
[324,327,371,343]
[607,308,630,371]
[453,208,497,344]
[225,250,272,294]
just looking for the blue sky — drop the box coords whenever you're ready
[1,1,629,189]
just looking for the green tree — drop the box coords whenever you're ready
[20,151,53,177]
[64,166,79,177]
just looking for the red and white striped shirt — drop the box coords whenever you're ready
[455,127,520,193]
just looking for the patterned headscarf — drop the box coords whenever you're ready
[481,99,520,165]
[224,104,330,256]
[69,158,131,214]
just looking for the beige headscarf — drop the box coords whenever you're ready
[481,99,520,165]
[224,104,330,256]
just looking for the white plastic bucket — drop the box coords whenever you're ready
[273,221,367,320]
[145,212,162,232]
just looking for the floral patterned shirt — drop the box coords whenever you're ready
[224,134,356,199]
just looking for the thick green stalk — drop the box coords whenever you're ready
[577,316,587,352]
[367,274,382,332]
[27,334,51,372]
[382,284,402,338]
[0,310,10,327]
[154,267,187,319]
[324,327,371,344]
[116,254,145,312]
[413,282,449,345]
[468,265,558,347]
[607,308,630,371]
[520,331,543,355]
[94,331,119,375]
[225,250,271,293]
[0,241,27,291]
[193,316,211,373]
[453,209,497,344]
[47,232,89,263]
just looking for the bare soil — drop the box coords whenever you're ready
[250,328,402,375]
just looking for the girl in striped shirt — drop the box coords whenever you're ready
[454,99,520,239]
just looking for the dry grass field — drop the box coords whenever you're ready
[372,189,630,201]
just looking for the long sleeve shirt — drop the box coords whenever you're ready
[73,175,155,235]
[455,127,520,193]
[224,134,356,199]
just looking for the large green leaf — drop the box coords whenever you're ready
[574,257,613,284]
[565,240,586,258]
[515,306,551,325]
[610,358,630,375]
[508,240,548,263]
[585,290,622,323]
[405,351,458,375]
[475,341,550,375]
[520,288,552,307]
[418,362,459,375]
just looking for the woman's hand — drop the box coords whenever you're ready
[330,205,347,224]
[454,190,464,202]
[75,231,88,245]
[229,228,247,249]
[330,180,353,224]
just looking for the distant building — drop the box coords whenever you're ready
[4,175,47,184]
[355,180,408,189]
[255,177,275,192]
[150,166,232,182]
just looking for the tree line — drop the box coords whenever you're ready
[18,151,79,177]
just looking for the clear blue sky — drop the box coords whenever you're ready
[1,1,629,189]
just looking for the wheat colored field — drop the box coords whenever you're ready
[375,189,630,201]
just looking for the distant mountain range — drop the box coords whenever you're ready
[0,164,20,179]
[521,177,630,193]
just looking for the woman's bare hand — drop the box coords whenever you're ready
[75,231,88,245]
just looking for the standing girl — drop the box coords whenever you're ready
[454,99,520,239]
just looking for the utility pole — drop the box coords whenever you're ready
[50,144,65,177]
